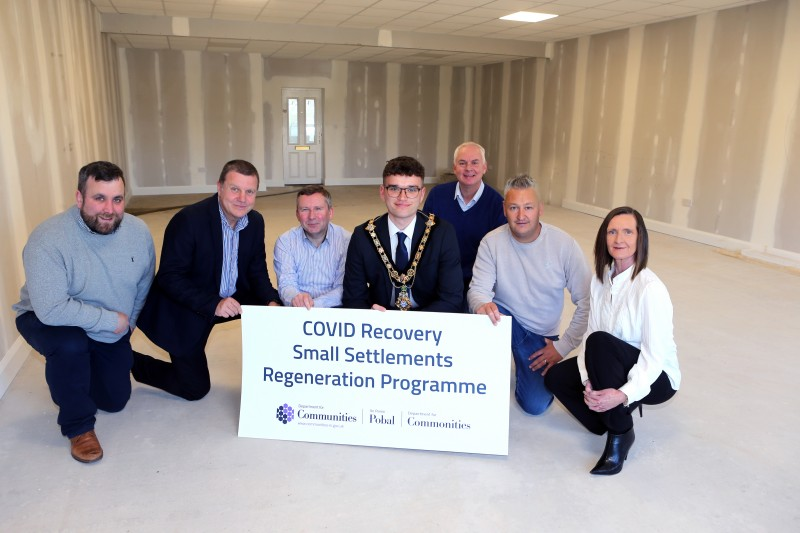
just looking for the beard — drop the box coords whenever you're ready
[80,208,123,234]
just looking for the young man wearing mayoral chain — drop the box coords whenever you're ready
[342,156,463,313]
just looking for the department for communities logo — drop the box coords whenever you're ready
[276,403,295,424]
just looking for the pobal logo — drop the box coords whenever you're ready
[276,403,295,424]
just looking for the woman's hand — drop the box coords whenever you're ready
[584,383,628,412]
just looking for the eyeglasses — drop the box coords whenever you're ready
[384,185,421,198]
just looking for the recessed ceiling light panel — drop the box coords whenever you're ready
[500,11,558,23]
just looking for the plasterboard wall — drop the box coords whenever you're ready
[120,51,473,191]
[0,0,125,397]
[534,0,800,258]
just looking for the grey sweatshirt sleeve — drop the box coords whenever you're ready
[467,235,497,312]
[552,238,592,357]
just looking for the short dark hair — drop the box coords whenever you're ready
[297,185,332,209]
[218,159,259,187]
[77,161,125,195]
[593,206,649,281]
[382,156,425,183]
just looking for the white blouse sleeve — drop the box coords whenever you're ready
[618,280,676,403]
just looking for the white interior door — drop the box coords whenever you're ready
[282,88,323,185]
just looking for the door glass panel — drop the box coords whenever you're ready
[305,99,316,144]
[288,98,299,144]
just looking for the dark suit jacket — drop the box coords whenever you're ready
[137,194,279,354]
[342,211,463,312]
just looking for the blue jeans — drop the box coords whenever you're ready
[498,305,558,415]
[16,312,133,438]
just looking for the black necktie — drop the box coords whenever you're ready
[395,231,409,271]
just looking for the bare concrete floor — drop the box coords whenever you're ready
[2,186,798,531]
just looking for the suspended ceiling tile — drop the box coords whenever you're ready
[311,4,367,15]
[299,17,351,26]
[165,6,215,17]
[640,4,705,16]
[438,0,492,7]
[256,14,304,24]
[341,16,399,27]
[211,7,264,20]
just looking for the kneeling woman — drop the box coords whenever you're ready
[545,206,681,475]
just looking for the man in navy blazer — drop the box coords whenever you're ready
[133,160,280,400]
[342,156,462,312]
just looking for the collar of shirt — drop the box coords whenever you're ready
[454,180,485,211]
[387,215,417,263]
[302,225,330,248]
[607,262,634,287]
[217,201,249,233]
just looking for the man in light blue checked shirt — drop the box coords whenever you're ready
[274,185,351,308]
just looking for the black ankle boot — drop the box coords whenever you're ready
[590,427,635,475]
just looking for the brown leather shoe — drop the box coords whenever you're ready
[69,430,103,463]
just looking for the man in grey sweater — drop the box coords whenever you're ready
[13,161,155,463]
[468,174,591,416]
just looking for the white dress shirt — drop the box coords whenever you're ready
[387,216,418,308]
[454,181,485,211]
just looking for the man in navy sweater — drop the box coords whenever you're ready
[423,142,506,307]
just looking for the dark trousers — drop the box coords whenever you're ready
[545,331,676,435]
[132,316,237,401]
[16,312,133,438]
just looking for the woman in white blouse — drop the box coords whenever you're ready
[545,207,681,475]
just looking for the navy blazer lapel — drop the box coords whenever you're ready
[236,211,256,280]
[207,194,224,290]
[375,215,392,258]
[410,211,426,250]
[367,215,393,302]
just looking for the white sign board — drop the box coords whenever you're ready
[238,306,511,455]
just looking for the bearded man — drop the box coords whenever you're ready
[13,161,155,463]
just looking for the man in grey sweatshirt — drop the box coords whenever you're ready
[468,174,591,416]
[13,161,155,463]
